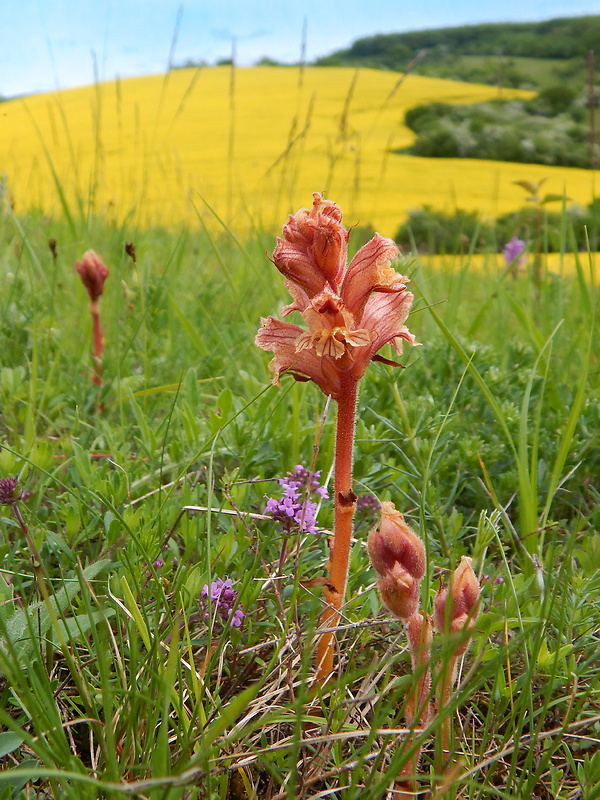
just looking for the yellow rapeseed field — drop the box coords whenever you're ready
[0,66,596,235]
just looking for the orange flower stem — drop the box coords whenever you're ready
[91,302,104,387]
[395,615,433,797]
[438,655,457,776]
[316,372,358,685]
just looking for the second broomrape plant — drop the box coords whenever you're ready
[75,250,109,388]
[255,192,417,683]
[368,502,481,794]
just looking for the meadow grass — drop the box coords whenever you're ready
[0,186,598,800]
[0,65,597,236]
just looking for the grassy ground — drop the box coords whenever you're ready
[0,195,598,799]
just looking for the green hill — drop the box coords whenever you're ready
[315,16,600,90]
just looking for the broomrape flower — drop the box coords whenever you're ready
[75,250,109,388]
[255,192,417,401]
[256,193,418,685]
[75,250,109,305]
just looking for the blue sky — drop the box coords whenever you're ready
[2,0,599,98]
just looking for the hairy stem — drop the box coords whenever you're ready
[316,373,358,684]
[91,301,104,387]
[438,655,458,777]
[395,614,433,797]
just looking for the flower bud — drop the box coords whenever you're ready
[368,501,425,622]
[377,566,420,621]
[367,501,425,579]
[74,250,109,304]
[434,556,480,655]
[272,193,347,297]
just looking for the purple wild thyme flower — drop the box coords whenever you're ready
[281,465,329,499]
[264,465,328,534]
[200,577,245,628]
[503,237,526,268]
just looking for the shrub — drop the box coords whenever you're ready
[395,206,495,253]
[402,91,599,169]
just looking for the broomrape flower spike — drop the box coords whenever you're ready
[367,501,425,621]
[434,555,481,771]
[255,192,417,401]
[367,504,485,794]
[255,193,417,684]
[367,501,432,798]
[74,250,109,388]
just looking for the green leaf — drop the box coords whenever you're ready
[0,732,23,758]
[54,610,116,642]
[540,193,570,205]
[0,559,113,669]
[169,298,208,355]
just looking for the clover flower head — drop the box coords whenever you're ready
[0,477,21,506]
[200,577,245,628]
[255,193,418,400]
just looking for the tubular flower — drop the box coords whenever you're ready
[255,193,417,401]
[367,501,426,622]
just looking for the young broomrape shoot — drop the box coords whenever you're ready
[434,556,481,768]
[368,501,432,798]
[200,577,245,629]
[74,250,109,387]
[367,501,426,621]
[255,192,417,684]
